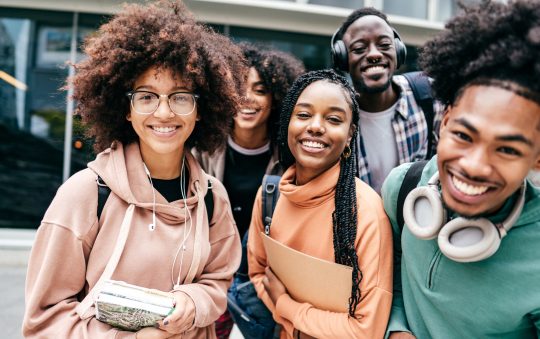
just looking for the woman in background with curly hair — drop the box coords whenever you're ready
[248,69,393,339]
[195,42,304,338]
[22,1,244,338]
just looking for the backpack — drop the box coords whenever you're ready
[227,174,281,339]
[96,175,214,222]
[402,72,436,160]
[396,160,428,229]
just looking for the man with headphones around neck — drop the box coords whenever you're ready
[381,1,540,338]
[332,7,444,193]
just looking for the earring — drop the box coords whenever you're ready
[342,144,351,159]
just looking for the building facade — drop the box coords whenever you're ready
[0,0,471,229]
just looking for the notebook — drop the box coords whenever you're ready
[261,233,352,313]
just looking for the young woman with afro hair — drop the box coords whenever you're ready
[23,1,246,338]
[382,1,540,338]
[247,69,393,338]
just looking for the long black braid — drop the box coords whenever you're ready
[278,69,362,317]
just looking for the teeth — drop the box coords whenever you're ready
[365,66,384,74]
[240,109,256,114]
[152,126,176,133]
[452,176,489,196]
[302,140,325,149]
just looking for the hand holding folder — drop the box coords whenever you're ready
[260,233,352,313]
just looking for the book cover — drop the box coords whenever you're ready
[94,280,175,331]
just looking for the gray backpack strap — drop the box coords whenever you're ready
[261,175,281,235]
[96,176,111,220]
[403,71,436,159]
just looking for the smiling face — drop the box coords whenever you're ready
[287,80,355,184]
[437,85,540,217]
[342,15,397,94]
[127,66,198,166]
[234,67,272,134]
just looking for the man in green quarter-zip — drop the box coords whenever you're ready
[382,1,540,338]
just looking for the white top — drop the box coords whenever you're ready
[228,136,270,155]
[359,102,399,193]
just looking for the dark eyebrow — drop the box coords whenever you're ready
[454,118,478,134]
[497,135,534,147]
[295,102,313,109]
[455,117,533,146]
[295,102,347,114]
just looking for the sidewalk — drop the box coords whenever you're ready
[0,228,33,339]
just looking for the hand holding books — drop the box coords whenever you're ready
[95,280,175,331]
[156,291,196,335]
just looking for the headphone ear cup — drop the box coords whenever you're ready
[438,218,501,263]
[403,186,445,239]
[331,40,349,72]
[394,38,407,69]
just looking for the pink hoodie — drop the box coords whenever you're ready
[23,142,241,338]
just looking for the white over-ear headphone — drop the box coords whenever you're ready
[403,172,526,262]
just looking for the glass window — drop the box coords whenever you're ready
[229,26,331,71]
[436,0,481,22]
[384,0,428,19]
[309,0,364,9]
[0,9,104,229]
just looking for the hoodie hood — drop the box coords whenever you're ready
[88,142,209,225]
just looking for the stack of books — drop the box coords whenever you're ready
[95,280,175,331]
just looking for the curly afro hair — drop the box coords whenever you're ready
[72,0,247,154]
[238,42,305,146]
[419,0,540,107]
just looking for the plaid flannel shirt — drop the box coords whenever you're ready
[356,74,445,186]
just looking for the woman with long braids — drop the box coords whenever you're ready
[247,69,393,338]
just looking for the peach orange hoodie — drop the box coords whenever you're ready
[23,142,241,338]
[248,162,393,339]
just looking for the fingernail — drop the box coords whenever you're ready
[163,319,169,326]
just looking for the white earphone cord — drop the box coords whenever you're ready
[171,157,193,289]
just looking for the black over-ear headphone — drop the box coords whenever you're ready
[331,26,407,72]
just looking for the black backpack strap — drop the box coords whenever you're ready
[261,175,281,235]
[403,71,435,159]
[204,179,214,226]
[396,160,428,229]
[96,175,111,220]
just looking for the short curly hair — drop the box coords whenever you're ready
[419,0,540,107]
[72,0,247,154]
[337,7,389,40]
[238,42,305,146]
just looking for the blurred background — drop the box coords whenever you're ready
[0,0,478,230]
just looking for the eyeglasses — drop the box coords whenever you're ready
[126,90,199,116]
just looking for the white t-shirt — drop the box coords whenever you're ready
[359,102,399,193]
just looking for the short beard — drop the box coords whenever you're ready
[353,77,392,94]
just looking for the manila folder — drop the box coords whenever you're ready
[261,232,352,313]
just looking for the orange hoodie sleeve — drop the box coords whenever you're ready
[247,188,295,334]
[23,171,135,339]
